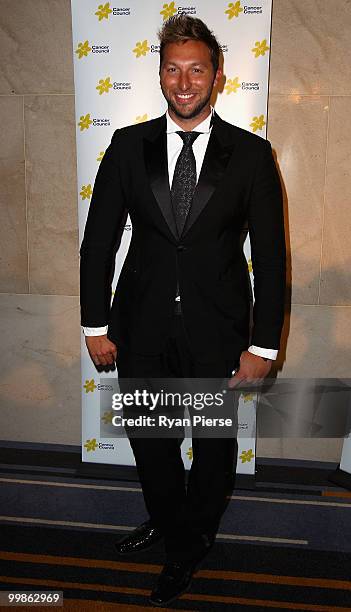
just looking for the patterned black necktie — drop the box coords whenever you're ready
[171,131,200,237]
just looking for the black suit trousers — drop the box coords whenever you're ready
[116,312,240,562]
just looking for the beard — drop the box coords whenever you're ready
[161,79,215,121]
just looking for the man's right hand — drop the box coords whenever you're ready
[85,334,117,367]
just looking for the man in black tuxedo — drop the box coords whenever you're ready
[80,15,286,605]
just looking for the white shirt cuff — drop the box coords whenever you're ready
[248,345,278,360]
[82,325,108,336]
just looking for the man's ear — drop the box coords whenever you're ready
[214,67,223,89]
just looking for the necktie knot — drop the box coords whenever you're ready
[177,131,200,147]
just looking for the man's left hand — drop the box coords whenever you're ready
[228,351,272,388]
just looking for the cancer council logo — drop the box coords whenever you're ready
[224,76,241,94]
[225,1,243,19]
[78,113,92,131]
[75,40,91,59]
[135,114,148,123]
[186,447,193,461]
[95,2,112,20]
[80,184,93,200]
[101,410,113,424]
[96,76,113,95]
[252,39,270,58]
[83,379,97,393]
[160,2,177,20]
[84,438,99,452]
[250,114,266,132]
[133,40,150,58]
[243,392,254,402]
[240,449,254,463]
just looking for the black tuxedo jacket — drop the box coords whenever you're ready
[80,112,286,363]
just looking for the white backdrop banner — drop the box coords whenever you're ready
[71,0,273,473]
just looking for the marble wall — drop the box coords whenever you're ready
[0,0,80,445]
[0,1,350,460]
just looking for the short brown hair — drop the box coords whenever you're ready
[158,14,220,73]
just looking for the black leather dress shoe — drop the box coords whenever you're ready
[149,533,214,605]
[149,559,197,606]
[115,521,163,554]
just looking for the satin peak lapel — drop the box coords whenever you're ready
[182,128,235,237]
[143,124,178,241]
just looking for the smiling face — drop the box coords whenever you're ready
[160,39,222,129]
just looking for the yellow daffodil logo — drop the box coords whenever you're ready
[75,40,91,59]
[247,258,252,273]
[84,438,98,452]
[242,392,254,402]
[250,114,266,132]
[225,1,243,19]
[186,447,193,460]
[160,2,177,20]
[240,448,255,463]
[83,379,97,393]
[95,2,112,21]
[101,410,113,424]
[78,113,92,131]
[80,184,93,200]
[96,76,112,95]
[135,114,148,123]
[133,40,150,58]
[252,39,270,58]
[225,76,241,94]
[97,150,105,162]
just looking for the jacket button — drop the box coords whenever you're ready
[177,245,186,251]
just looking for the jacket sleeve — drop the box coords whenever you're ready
[247,139,286,350]
[80,130,127,326]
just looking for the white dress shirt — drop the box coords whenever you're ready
[83,109,278,361]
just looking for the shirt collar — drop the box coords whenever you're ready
[166,107,213,134]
